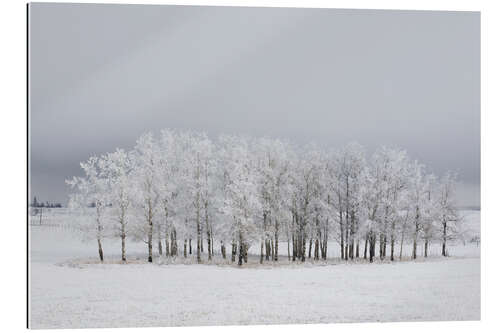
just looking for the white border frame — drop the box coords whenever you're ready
[1,0,498,332]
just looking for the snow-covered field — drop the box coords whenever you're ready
[28,209,480,329]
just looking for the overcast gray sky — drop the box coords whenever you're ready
[29,3,480,207]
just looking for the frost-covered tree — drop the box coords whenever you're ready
[66,156,109,262]
[182,131,217,262]
[406,161,432,260]
[157,129,183,257]
[289,144,329,262]
[219,135,261,265]
[370,147,411,261]
[252,137,293,262]
[420,174,439,258]
[306,147,329,261]
[325,150,346,260]
[360,154,383,263]
[437,172,461,256]
[66,128,467,265]
[100,149,132,262]
[336,143,366,260]
[130,132,159,263]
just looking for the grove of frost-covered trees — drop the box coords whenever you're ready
[67,129,463,265]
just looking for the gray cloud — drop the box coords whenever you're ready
[28,4,480,206]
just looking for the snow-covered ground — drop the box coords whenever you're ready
[28,209,480,329]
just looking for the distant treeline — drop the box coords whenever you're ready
[30,196,63,208]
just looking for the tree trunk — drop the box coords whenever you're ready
[147,199,153,263]
[260,240,264,264]
[383,235,387,258]
[379,233,384,260]
[121,234,126,262]
[412,222,418,260]
[184,239,187,258]
[196,208,201,263]
[119,208,126,262]
[399,228,404,260]
[370,232,376,263]
[390,220,395,261]
[369,232,376,263]
[271,238,275,260]
[412,208,419,260]
[363,234,368,260]
[244,243,248,263]
[345,179,350,261]
[171,227,177,256]
[206,232,212,260]
[238,232,244,266]
[301,232,306,262]
[308,238,313,259]
[221,241,226,259]
[340,211,344,260]
[274,224,279,261]
[211,232,214,256]
[97,237,104,262]
[314,238,319,260]
[287,236,291,261]
[201,228,204,253]
[231,241,236,262]
[165,232,170,257]
[265,239,270,261]
[424,239,428,258]
[345,220,349,261]
[147,232,153,262]
[273,186,281,261]
[412,237,417,260]
[442,221,447,257]
[319,237,323,259]
[205,202,211,260]
[323,222,328,260]
[164,206,169,257]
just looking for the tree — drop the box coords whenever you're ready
[66,156,109,262]
[196,134,217,261]
[253,137,293,262]
[421,174,439,258]
[177,131,216,263]
[66,128,466,266]
[219,135,261,265]
[100,149,132,262]
[360,154,383,263]
[406,161,430,260]
[130,133,159,263]
[437,172,461,257]
[370,147,410,261]
[157,129,182,257]
[336,143,366,260]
